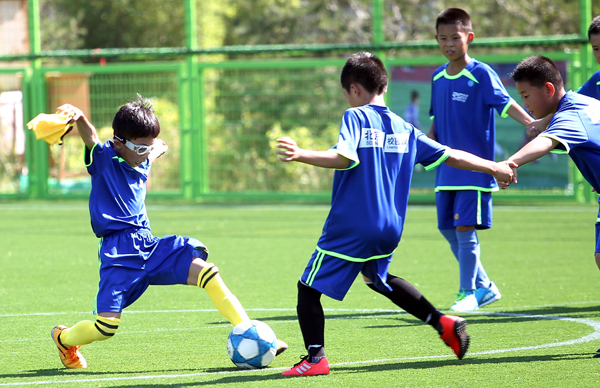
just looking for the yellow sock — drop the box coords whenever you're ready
[197,264,249,326]
[61,317,120,347]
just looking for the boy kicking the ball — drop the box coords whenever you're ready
[276,52,515,376]
[50,95,286,369]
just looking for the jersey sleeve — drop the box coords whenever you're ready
[539,112,589,153]
[84,141,108,175]
[480,66,513,118]
[332,109,362,169]
[576,71,600,100]
[414,129,450,170]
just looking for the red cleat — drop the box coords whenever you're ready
[282,356,330,376]
[439,315,470,359]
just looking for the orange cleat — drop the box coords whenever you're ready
[51,325,88,369]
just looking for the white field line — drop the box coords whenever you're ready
[1,308,600,386]
[0,204,596,213]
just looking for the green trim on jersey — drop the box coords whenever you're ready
[335,149,360,171]
[316,245,395,263]
[85,143,99,168]
[435,186,499,192]
[424,147,451,172]
[500,100,514,118]
[433,68,479,84]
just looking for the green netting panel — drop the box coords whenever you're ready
[44,70,181,194]
[0,73,26,195]
[203,66,347,193]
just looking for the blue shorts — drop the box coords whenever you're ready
[436,190,492,230]
[300,249,394,301]
[594,221,600,253]
[96,228,208,313]
[595,205,600,253]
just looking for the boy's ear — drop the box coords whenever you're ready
[545,82,556,97]
[467,32,475,44]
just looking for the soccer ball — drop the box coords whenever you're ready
[227,320,277,369]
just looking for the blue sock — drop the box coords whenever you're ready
[439,228,459,260]
[456,229,485,292]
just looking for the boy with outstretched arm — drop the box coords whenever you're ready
[275,52,514,376]
[501,55,600,358]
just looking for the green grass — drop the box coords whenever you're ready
[1,202,600,387]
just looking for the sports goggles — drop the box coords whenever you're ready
[113,134,154,155]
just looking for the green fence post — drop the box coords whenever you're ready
[573,0,593,203]
[184,0,205,199]
[27,0,49,199]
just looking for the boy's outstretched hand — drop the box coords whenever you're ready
[495,160,519,189]
[276,137,301,162]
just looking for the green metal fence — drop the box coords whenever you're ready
[0,0,597,203]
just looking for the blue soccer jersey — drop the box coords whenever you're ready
[85,141,151,237]
[577,70,600,100]
[429,59,515,191]
[540,91,600,193]
[316,104,449,261]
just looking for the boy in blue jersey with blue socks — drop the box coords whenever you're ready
[428,8,534,312]
[502,55,600,359]
[276,52,515,376]
[50,96,286,369]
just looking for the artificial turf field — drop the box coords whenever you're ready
[1,201,600,387]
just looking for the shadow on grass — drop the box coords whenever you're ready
[70,352,593,387]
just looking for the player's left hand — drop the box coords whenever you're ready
[275,137,300,162]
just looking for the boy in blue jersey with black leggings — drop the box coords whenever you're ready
[50,96,286,369]
[502,55,600,359]
[428,8,534,312]
[276,52,515,376]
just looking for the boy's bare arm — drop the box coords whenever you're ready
[507,136,557,170]
[276,137,350,169]
[526,114,553,138]
[56,104,99,149]
[444,149,514,186]
[427,120,436,140]
[506,103,533,127]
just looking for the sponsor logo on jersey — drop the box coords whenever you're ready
[452,92,469,103]
[359,128,385,148]
[385,133,410,153]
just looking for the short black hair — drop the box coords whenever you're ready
[340,52,388,95]
[112,94,160,140]
[436,8,472,33]
[510,55,564,89]
[410,90,419,101]
[589,15,600,39]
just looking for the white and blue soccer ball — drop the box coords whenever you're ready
[227,320,277,369]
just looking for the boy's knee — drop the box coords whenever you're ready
[595,253,600,271]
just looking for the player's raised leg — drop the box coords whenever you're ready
[51,315,120,369]
[363,271,470,359]
[189,257,288,355]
